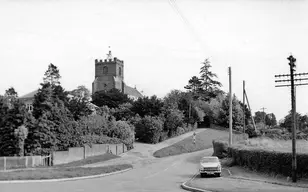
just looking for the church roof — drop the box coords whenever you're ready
[19,89,39,99]
[124,84,143,98]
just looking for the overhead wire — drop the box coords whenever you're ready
[167,0,206,51]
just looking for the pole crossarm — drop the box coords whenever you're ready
[275,72,308,78]
[275,83,308,87]
[275,78,308,82]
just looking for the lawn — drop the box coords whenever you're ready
[0,164,132,180]
[55,153,119,168]
[153,127,246,158]
[236,137,308,153]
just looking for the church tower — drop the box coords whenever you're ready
[92,48,124,94]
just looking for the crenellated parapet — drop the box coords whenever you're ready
[95,57,124,65]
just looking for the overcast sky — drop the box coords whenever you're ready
[1,0,308,121]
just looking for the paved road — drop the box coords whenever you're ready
[0,129,207,192]
[1,128,307,192]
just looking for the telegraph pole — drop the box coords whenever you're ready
[274,55,308,183]
[243,81,245,133]
[244,90,257,132]
[229,67,232,146]
[260,107,267,129]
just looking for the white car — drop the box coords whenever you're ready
[199,156,221,177]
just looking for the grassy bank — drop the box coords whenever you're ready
[153,127,246,158]
[0,164,132,180]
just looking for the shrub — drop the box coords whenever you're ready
[245,124,260,138]
[114,120,135,149]
[163,108,184,137]
[159,131,169,142]
[212,140,228,158]
[111,103,134,121]
[82,134,122,145]
[228,145,308,178]
[176,127,186,136]
[135,116,164,144]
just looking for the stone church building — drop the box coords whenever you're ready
[92,50,143,100]
[19,50,142,112]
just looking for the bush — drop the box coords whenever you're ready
[114,120,135,149]
[228,145,308,178]
[82,134,122,145]
[135,116,164,144]
[163,108,184,137]
[212,140,228,159]
[176,127,186,136]
[245,124,260,138]
[111,103,134,121]
[159,131,169,142]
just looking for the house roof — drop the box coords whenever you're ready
[19,89,39,99]
[124,84,143,98]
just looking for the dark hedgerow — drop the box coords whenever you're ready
[228,146,308,178]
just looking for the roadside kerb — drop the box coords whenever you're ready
[0,167,132,184]
[222,166,308,188]
[227,175,308,189]
[181,172,212,192]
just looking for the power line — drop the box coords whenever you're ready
[167,0,206,50]
[274,55,308,183]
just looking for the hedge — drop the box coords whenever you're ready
[212,140,228,158]
[212,133,248,159]
[228,145,308,178]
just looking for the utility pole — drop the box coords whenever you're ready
[243,81,245,133]
[274,55,308,183]
[228,67,232,146]
[260,107,267,129]
[244,89,257,132]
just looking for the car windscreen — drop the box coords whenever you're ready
[201,158,218,163]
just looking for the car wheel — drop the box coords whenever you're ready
[215,173,221,177]
[200,173,205,178]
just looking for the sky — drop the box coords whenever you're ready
[1,0,308,121]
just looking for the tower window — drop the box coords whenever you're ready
[103,66,108,74]
[119,67,122,76]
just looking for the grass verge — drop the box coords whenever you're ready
[221,158,308,188]
[153,126,247,158]
[236,137,308,153]
[0,164,132,180]
[153,128,227,158]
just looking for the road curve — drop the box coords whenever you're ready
[1,128,306,192]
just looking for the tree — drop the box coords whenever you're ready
[14,125,28,156]
[0,98,29,156]
[281,112,308,132]
[70,85,91,101]
[199,58,222,100]
[29,63,74,154]
[184,76,202,97]
[92,88,132,109]
[43,63,61,86]
[67,86,92,120]
[239,101,252,126]
[218,94,243,128]
[131,95,164,117]
[5,87,18,98]
[254,111,267,124]
[265,113,277,127]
